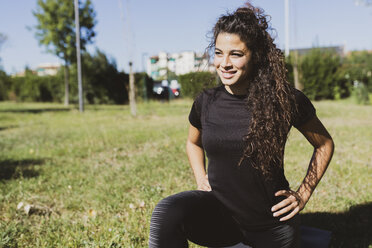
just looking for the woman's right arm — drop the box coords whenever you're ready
[186,124,211,191]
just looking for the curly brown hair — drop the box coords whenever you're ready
[209,3,298,178]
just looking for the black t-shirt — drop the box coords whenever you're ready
[188,85,316,231]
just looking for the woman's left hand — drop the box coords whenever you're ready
[271,190,306,221]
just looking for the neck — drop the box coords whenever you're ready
[224,83,248,96]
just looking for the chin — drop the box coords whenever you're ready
[218,73,243,87]
[220,78,239,86]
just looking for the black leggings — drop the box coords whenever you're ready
[149,190,300,248]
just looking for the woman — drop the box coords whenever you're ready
[149,3,334,248]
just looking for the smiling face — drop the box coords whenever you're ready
[214,33,252,94]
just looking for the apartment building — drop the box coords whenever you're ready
[147,51,214,80]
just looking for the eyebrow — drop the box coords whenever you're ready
[215,48,245,54]
[230,49,245,53]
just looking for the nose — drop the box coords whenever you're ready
[221,55,232,69]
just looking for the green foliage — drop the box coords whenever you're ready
[285,49,372,101]
[0,33,7,65]
[351,81,370,105]
[79,49,128,104]
[0,49,156,104]
[178,71,219,98]
[33,0,96,105]
[79,50,155,104]
[10,70,64,102]
[299,49,342,100]
[0,70,11,100]
[134,72,155,102]
[343,51,372,92]
[33,0,96,64]
[0,33,6,47]
[285,55,294,87]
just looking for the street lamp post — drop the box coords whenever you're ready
[284,0,290,57]
[129,61,137,116]
[74,0,83,112]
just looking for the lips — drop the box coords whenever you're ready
[220,70,237,79]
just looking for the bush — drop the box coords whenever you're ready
[178,71,219,98]
[343,51,372,93]
[0,70,11,100]
[135,72,154,102]
[352,81,370,105]
[299,49,342,100]
[11,70,64,102]
[78,50,127,104]
[79,50,154,104]
[2,49,154,104]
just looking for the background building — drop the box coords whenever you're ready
[36,63,60,76]
[147,51,214,80]
[290,45,346,57]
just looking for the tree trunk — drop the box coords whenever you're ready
[64,64,70,106]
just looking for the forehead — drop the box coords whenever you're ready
[215,33,247,50]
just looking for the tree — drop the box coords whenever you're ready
[10,69,64,102]
[0,70,11,100]
[80,49,129,104]
[33,0,96,106]
[0,33,7,66]
[0,33,6,50]
[299,49,341,100]
[354,0,372,6]
[344,51,372,92]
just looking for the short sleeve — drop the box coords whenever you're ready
[188,92,203,129]
[292,89,316,128]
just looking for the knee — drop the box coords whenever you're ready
[151,194,186,227]
[149,194,193,247]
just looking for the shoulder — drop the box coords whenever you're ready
[193,86,223,105]
[189,87,221,129]
[293,88,310,105]
[291,88,316,128]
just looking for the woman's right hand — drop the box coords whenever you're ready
[197,174,211,191]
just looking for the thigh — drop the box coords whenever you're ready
[182,191,244,247]
[242,216,301,248]
[155,190,244,247]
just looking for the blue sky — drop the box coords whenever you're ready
[0,0,372,74]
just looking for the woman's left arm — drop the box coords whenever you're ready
[271,115,335,221]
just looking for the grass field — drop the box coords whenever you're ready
[0,99,371,247]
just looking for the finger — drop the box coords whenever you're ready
[201,181,211,191]
[279,207,300,221]
[204,182,211,191]
[271,196,296,211]
[198,186,210,192]
[205,180,211,188]
[273,201,298,217]
[275,190,292,197]
[204,177,211,189]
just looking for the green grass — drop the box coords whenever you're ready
[0,99,371,247]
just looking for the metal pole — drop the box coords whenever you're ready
[142,52,148,101]
[284,0,290,57]
[129,61,137,116]
[292,0,302,90]
[74,0,84,112]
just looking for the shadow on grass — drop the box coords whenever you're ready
[0,125,18,131]
[0,159,45,180]
[301,202,372,247]
[0,108,70,114]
